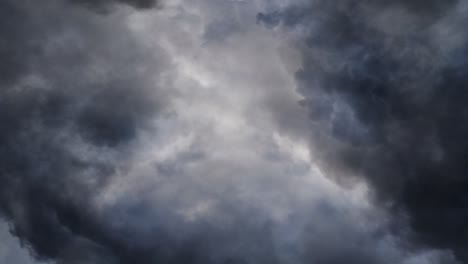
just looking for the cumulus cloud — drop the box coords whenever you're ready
[71,0,160,11]
[0,0,167,262]
[258,0,468,262]
[0,0,464,264]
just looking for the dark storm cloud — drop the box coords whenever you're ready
[259,0,468,262]
[2,0,462,263]
[70,0,159,11]
[0,1,357,264]
[0,0,164,263]
[0,0,387,263]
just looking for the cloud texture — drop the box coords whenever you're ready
[0,0,165,262]
[0,0,466,264]
[258,0,468,262]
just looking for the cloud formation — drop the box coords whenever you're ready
[0,0,465,264]
[70,0,159,11]
[258,0,468,262]
[0,0,166,262]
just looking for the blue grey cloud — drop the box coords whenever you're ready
[258,0,468,262]
[0,0,463,264]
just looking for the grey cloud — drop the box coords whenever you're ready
[0,0,462,264]
[204,20,242,42]
[0,0,165,262]
[0,220,47,264]
[70,0,160,11]
[258,0,468,262]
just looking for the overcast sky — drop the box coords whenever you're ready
[0,0,467,263]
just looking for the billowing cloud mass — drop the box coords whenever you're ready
[258,0,468,262]
[0,0,466,264]
[0,0,166,262]
[70,0,159,11]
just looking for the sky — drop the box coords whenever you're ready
[0,0,467,263]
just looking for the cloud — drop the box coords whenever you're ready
[0,0,462,263]
[0,220,48,264]
[258,0,468,262]
[70,0,160,11]
[0,0,166,262]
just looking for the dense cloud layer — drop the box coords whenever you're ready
[70,0,159,11]
[258,0,468,262]
[0,0,164,262]
[1,0,466,263]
